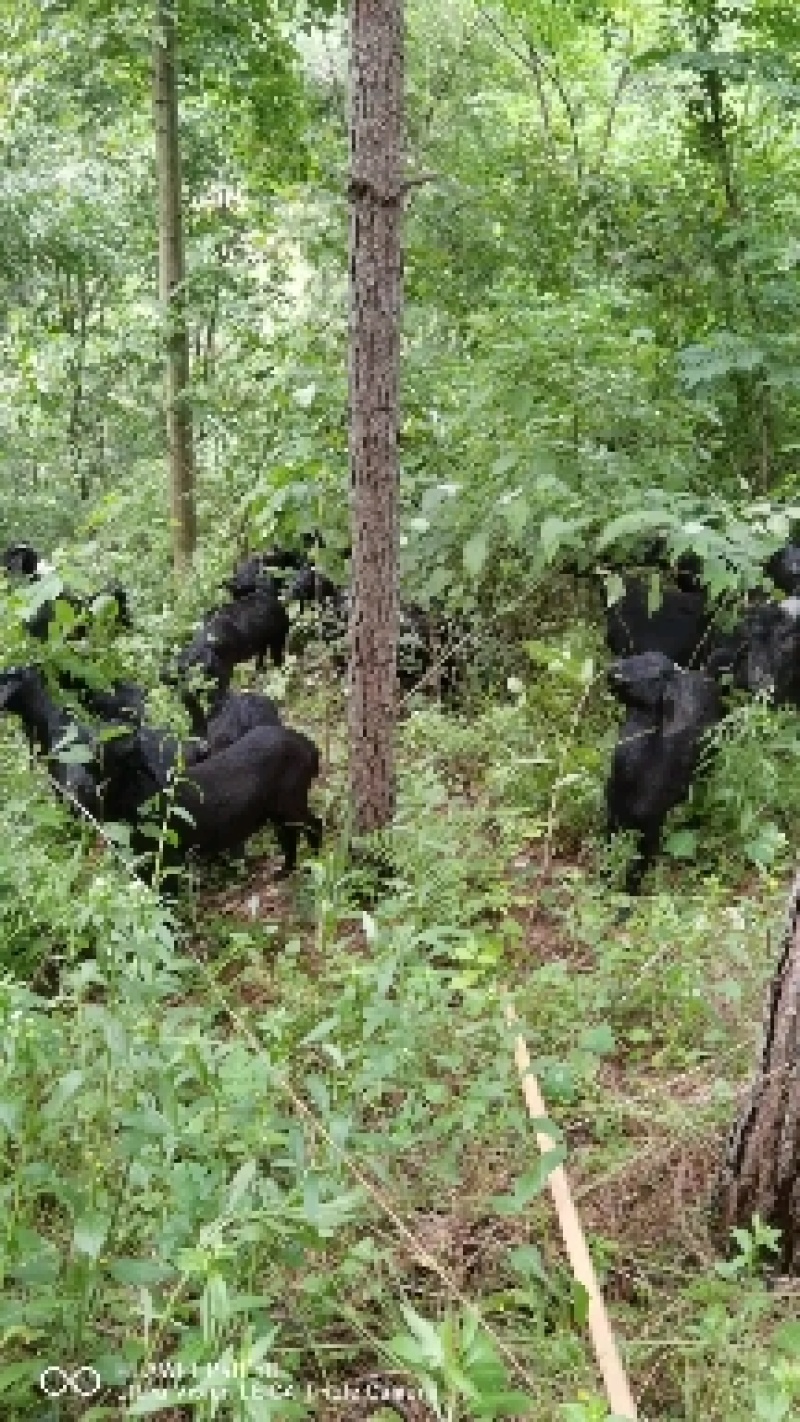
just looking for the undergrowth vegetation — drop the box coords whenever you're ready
[1,587,798,1418]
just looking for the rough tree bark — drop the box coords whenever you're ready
[717,872,800,1269]
[59,268,91,500]
[153,0,196,572]
[346,0,403,835]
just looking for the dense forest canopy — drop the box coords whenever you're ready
[3,0,800,574]
[2,1,800,1418]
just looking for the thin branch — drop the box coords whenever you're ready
[474,5,584,184]
[596,59,633,172]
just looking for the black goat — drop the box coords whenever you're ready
[2,542,42,577]
[187,691,282,762]
[304,594,466,701]
[606,651,722,893]
[605,578,713,667]
[633,539,705,594]
[58,673,147,728]
[225,531,330,600]
[703,625,750,686]
[0,666,101,816]
[765,544,800,596]
[223,558,285,599]
[563,538,704,591]
[288,566,342,613]
[231,536,324,583]
[396,603,467,701]
[170,588,290,734]
[100,723,321,876]
[26,582,132,642]
[99,723,191,825]
[704,597,800,707]
[741,598,800,708]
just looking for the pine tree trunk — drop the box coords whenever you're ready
[346,0,403,836]
[717,872,800,1269]
[153,0,196,572]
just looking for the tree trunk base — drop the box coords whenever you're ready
[714,873,800,1271]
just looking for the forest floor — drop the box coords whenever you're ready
[183,767,794,1422]
[3,641,797,1421]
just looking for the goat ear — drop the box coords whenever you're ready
[659,683,676,720]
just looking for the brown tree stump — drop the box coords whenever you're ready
[717,872,800,1270]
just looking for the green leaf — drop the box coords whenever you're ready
[744,823,786,866]
[463,533,488,578]
[0,1100,21,1134]
[42,1070,84,1116]
[752,1386,790,1421]
[491,453,518,478]
[597,511,666,549]
[507,1244,549,1284]
[539,517,570,563]
[72,1213,111,1260]
[500,496,530,540]
[398,1304,446,1367]
[300,1016,340,1046]
[664,829,698,859]
[604,572,626,607]
[0,1360,45,1395]
[773,1320,800,1353]
[384,1334,431,1370]
[226,1159,257,1213]
[578,1025,616,1057]
[166,804,198,824]
[627,1027,652,1045]
[106,1258,175,1286]
[514,1110,563,1145]
[53,743,95,765]
[490,1150,567,1214]
[571,1280,590,1327]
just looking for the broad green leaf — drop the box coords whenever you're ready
[646,571,662,615]
[226,1159,257,1213]
[604,572,625,607]
[539,517,570,563]
[42,1070,84,1116]
[463,533,488,578]
[72,1213,111,1260]
[579,1025,616,1056]
[399,1304,446,1367]
[507,1244,549,1284]
[664,829,699,859]
[106,1258,175,1286]
[0,1100,21,1134]
[500,495,530,540]
[53,743,95,765]
[597,511,666,549]
[490,1150,567,1214]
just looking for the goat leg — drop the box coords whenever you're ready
[624,824,661,895]
[272,822,299,877]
